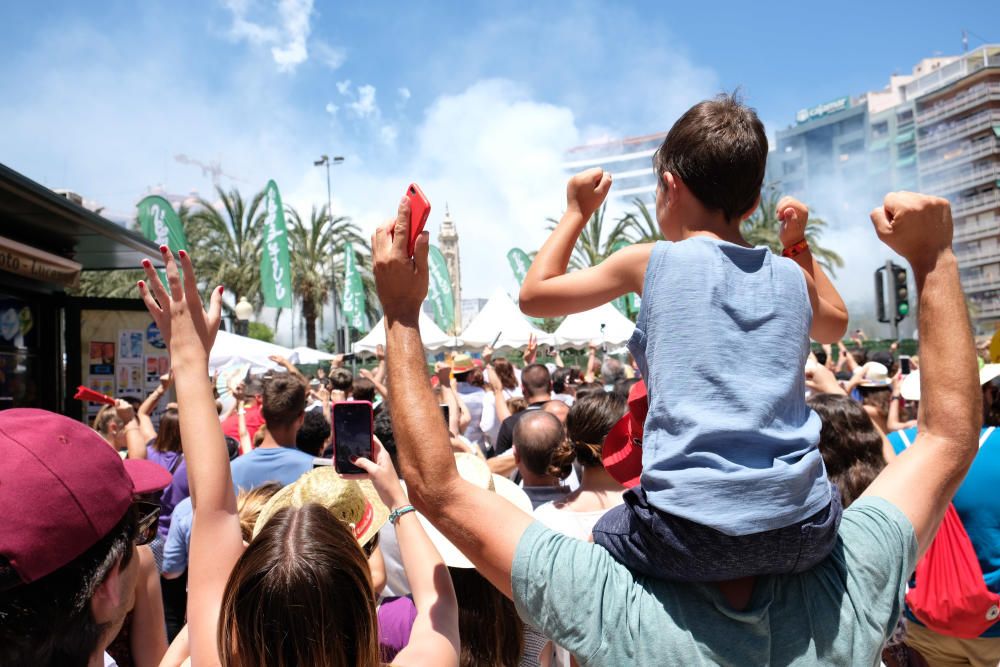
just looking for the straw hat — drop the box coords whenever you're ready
[450,353,475,374]
[404,453,532,568]
[252,467,388,546]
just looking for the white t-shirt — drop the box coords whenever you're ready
[104,652,119,667]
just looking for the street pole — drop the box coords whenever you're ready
[886,259,900,342]
[314,155,345,353]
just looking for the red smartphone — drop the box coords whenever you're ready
[404,183,431,257]
[332,400,374,475]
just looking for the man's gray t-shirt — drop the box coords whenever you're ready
[512,497,916,666]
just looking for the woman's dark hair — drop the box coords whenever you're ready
[0,505,137,666]
[574,382,605,400]
[152,408,182,454]
[807,394,887,508]
[552,393,628,470]
[984,381,1000,427]
[461,367,486,388]
[220,503,379,667]
[492,359,518,391]
[449,566,522,667]
[295,410,331,457]
[859,386,891,417]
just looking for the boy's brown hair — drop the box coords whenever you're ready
[261,375,307,428]
[653,93,768,222]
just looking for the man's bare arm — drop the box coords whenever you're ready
[860,193,981,558]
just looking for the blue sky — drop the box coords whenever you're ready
[1,0,998,332]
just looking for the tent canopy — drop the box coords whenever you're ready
[291,346,337,365]
[553,302,635,349]
[353,310,456,354]
[457,287,552,350]
[210,330,297,374]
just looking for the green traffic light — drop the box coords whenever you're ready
[898,303,909,316]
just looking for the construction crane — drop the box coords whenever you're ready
[174,154,247,187]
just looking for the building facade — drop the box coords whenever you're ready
[768,44,1000,329]
[563,132,668,204]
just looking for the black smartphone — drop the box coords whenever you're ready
[340,352,356,363]
[900,356,911,375]
[332,401,374,475]
[440,403,450,426]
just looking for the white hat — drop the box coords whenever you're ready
[859,362,892,388]
[404,453,532,569]
[899,364,1000,403]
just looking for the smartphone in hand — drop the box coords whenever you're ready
[404,183,431,257]
[332,400,374,475]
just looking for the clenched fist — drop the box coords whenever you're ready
[567,168,613,220]
[870,193,954,270]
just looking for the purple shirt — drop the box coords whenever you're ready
[146,444,190,536]
[378,596,417,662]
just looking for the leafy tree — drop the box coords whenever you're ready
[247,321,275,343]
[286,204,368,349]
[547,203,633,270]
[186,187,266,313]
[741,190,844,276]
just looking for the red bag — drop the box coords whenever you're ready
[905,503,1000,639]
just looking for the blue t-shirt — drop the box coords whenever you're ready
[630,238,829,535]
[513,497,916,666]
[161,496,193,575]
[229,445,315,492]
[888,426,1000,637]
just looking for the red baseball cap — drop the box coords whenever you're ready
[601,380,648,488]
[124,458,173,495]
[0,409,147,586]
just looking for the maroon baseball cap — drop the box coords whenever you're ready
[601,380,648,488]
[0,409,150,586]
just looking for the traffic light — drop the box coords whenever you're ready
[892,264,909,323]
[875,266,888,323]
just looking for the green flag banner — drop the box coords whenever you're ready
[341,243,367,330]
[137,195,188,283]
[427,245,455,332]
[260,180,293,308]
[506,248,531,285]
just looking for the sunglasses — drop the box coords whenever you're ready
[134,501,161,546]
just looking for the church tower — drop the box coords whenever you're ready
[437,204,462,334]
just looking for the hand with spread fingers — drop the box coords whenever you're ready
[137,247,223,362]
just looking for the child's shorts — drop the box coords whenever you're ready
[591,485,843,582]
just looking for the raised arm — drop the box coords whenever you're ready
[777,197,849,344]
[268,354,307,382]
[116,400,148,460]
[859,193,981,558]
[138,247,244,667]
[137,374,170,442]
[519,169,648,317]
[373,198,535,599]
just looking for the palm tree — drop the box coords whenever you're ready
[186,187,266,313]
[286,204,369,349]
[742,190,844,276]
[622,197,663,243]
[548,203,633,270]
[71,269,145,298]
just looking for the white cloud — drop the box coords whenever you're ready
[398,87,411,101]
[379,124,398,146]
[313,40,345,70]
[336,79,351,95]
[221,0,315,72]
[324,102,338,115]
[349,84,378,118]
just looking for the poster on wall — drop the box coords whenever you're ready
[118,330,144,363]
[89,341,115,375]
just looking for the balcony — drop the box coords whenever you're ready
[917,83,1000,125]
[962,273,1000,293]
[917,110,1000,152]
[919,140,999,176]
[974,300,1000,320]
[954,217,1000,242]
[921,162,1000,197]
[956,245,1000,268]
[952,189,1000,217]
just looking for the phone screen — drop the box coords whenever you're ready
[333,402,373,475]
[440,403,450,426]
[900,356,911,375]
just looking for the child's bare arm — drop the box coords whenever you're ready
[520,168,649,317]
[777,196,849,344]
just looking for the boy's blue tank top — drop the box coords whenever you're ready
[630,238,830,536]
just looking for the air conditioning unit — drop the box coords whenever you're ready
[53,189,84,206]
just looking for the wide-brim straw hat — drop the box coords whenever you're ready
[252,467,388,546]
[404,453,532,569]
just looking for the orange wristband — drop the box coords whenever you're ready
[782,239,809,258]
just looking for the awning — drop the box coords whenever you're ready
[0,162,162,279]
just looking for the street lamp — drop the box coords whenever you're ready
[234,297,253,337]
[314,154,345,352]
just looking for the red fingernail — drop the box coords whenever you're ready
[218,286,224,294]
[137,281,144,289]
[141,259,151,268]
[159,245,168,253]
[350,455,358,463]
[178,249,187,258]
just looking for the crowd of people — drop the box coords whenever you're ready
[1,95,996,667]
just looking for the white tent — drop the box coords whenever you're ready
[353,310,456,354]
[291,346,337,365]
[553,302,635,349]
[457,288,552,350]
[210,330,297,374]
